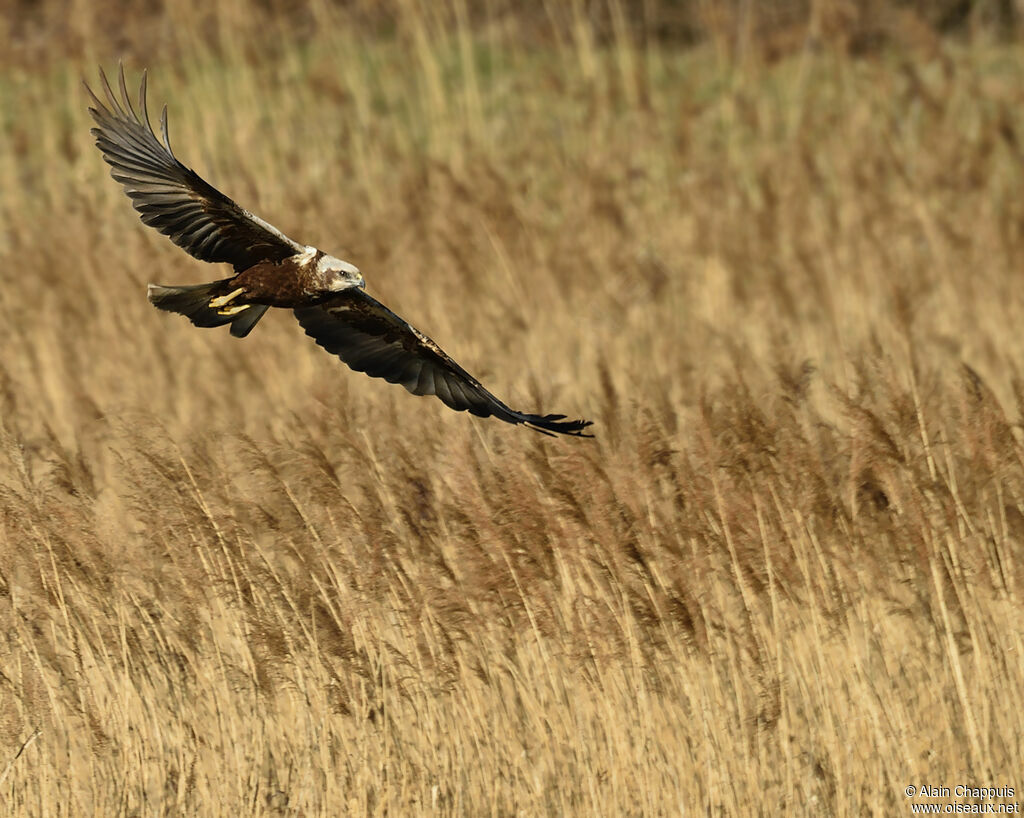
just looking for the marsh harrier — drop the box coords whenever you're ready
[85,67,592,437]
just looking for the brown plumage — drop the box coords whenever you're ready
[86,66,592,437]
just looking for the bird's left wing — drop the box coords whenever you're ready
[85,66,305,271]
[294,290,593,437]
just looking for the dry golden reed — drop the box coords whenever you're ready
[0,1,1022,815]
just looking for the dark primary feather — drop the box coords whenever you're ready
[294,290,593,437]
[85,65,303,271]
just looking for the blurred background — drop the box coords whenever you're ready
[6,0,1024,66]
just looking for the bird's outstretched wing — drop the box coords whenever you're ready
[294,291,593,437]
[85,66,304,271]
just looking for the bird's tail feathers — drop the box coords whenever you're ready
[147,280,269,338]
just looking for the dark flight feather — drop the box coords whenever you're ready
[294,290,594,437]
[85,65,303,271]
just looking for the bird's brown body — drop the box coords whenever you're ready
[230,260,311,307]
[224,251,338,308]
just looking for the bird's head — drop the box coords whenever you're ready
[318,254,365,291]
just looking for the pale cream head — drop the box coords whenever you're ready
[316,252,364,290]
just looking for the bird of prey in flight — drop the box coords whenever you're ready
[85,67,592,437]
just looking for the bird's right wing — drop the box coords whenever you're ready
[85,65,305,271]
[294,289,593,437]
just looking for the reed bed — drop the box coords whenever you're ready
[0,2,1022,814]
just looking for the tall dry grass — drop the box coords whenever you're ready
[0,2,1023,815]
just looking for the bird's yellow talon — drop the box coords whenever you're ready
[208,287,246,309]
[217,304,251,316]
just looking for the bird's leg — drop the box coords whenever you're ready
[208,287,246,309]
